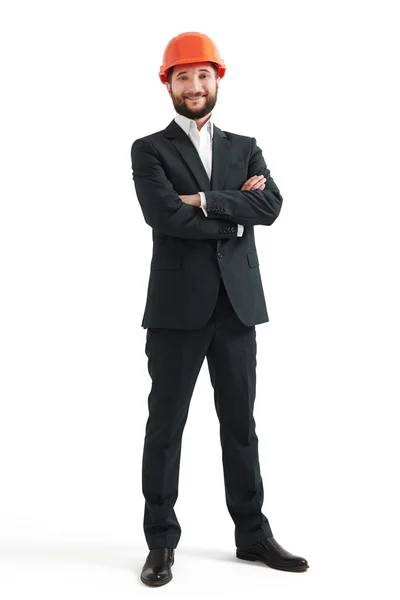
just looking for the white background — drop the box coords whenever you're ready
[1,0,399,597]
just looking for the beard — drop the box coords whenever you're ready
[171,88,218,119]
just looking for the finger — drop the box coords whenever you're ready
[244,176,266,188]
[252,178,266,189]
[248,176,266,185]
[244,177,259,186]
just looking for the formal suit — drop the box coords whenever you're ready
[131,113,283,550]
[131,115,283,329]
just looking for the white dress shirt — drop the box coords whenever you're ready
[174,111,244,237]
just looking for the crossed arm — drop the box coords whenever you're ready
[131,138,239,240]
[202,137,283,226]
[131,137,283,240]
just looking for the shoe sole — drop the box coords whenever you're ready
[236,550,308,572]
[140,573,173,586]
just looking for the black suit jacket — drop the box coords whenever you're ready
[131,119,283,329]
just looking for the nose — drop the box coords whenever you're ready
[186,77,204,95]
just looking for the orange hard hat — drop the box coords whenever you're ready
[159,31,226,84]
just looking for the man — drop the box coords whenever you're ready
[131,32,309,587]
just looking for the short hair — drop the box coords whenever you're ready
[166,62,219,84]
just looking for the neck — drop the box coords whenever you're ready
[191,113,212,131]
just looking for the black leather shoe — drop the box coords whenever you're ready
[140,547,175,586]
[236,536,309,572]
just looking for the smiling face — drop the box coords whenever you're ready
[165,61,220,120]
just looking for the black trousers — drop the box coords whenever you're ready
[142,277,273,549]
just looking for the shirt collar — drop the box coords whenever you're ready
[174,111,213,139]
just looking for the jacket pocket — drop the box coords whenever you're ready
[230,159,245,168]
[247,249,260,268]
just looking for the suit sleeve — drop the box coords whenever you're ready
[203,137,283,226]
[200,191,244,237]
[131,139,239,240]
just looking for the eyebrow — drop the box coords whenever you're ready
[174,68,211,77]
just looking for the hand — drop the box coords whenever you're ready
[241,175,266,191]
[178,193,201,207]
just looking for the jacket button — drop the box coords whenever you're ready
[217,252,224,259]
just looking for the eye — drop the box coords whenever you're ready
[178,74,209,80]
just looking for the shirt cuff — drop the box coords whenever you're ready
[199,191,208,217]
[237,224,244,237]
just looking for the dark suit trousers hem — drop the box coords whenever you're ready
[142,278,273,550]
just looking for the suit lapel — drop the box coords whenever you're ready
[164,119,231,192]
